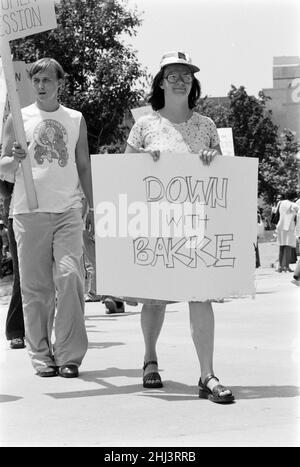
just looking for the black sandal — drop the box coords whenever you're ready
[198,374,234,404]
[143,360,163,388]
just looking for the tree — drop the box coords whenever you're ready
[227,86,299,201]
[11,0,147,153]
[198,85,299,202]
[227,86,279,161]
[196,96,231,128]
[259,129,299,203]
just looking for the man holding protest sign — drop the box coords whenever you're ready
[0,58,94,378]
[125,51,235,403]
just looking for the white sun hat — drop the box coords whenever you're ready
[159,51,200,73]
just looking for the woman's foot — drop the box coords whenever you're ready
[199,374,234,403]
[206,376,232,397]
[143,360,163,388]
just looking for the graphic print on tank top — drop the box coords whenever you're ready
[33,119,69,167]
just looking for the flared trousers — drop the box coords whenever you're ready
[13,209,88,372]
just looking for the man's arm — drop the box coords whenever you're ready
[75,116,94,233]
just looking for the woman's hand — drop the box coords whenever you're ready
[149,150,160,162]
[139,148,160,162]
[199,148,219,166]
[12,142,27,162]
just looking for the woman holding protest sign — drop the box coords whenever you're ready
[125,52,234,404]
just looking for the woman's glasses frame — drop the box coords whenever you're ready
[163,73,193,84]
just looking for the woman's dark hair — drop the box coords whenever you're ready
[148,67,201,110]
[284,192,297,201]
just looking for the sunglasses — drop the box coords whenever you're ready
[164,73,193,84]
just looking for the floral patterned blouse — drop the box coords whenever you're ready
[127,111,220,154]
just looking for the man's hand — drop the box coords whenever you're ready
[12,142,27,161]
[86,210,95,240]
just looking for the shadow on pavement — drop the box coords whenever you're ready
[44,367,300,401]
[255,291,277,295]
[232,385,300,400]
[0,394,23,403]
[88,341,126,350]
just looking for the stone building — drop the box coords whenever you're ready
[262,56,300,139]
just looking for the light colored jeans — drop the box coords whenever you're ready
[13,209,88,372]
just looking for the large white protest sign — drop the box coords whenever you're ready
[0,0,57,41]
[91,154,258,302]
[0,0,57,209]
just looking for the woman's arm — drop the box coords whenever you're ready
[213,143,222,155]
[124,143,138,154]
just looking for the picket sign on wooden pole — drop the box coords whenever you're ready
[0,38,38,210]
[0,0,58,210]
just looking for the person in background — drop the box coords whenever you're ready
[276,194,299,273]
[291,259,300,286]
[0,218,9,257]
[81,196,125,313]
[256,209,265,268]
[83,236,103,303]
[0,219,2,279]
[271,196,282,216]
[0,181,25,349]
[81,196,102,303]
[125,51,234,404]
[292,195,300,285]
[0,58,93,378]
[295,194,300,257]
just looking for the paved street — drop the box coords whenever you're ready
[0,240,299,447]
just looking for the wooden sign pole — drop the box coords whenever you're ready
[0,38,38,210]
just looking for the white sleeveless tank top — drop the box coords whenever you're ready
[12,103,83,214]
